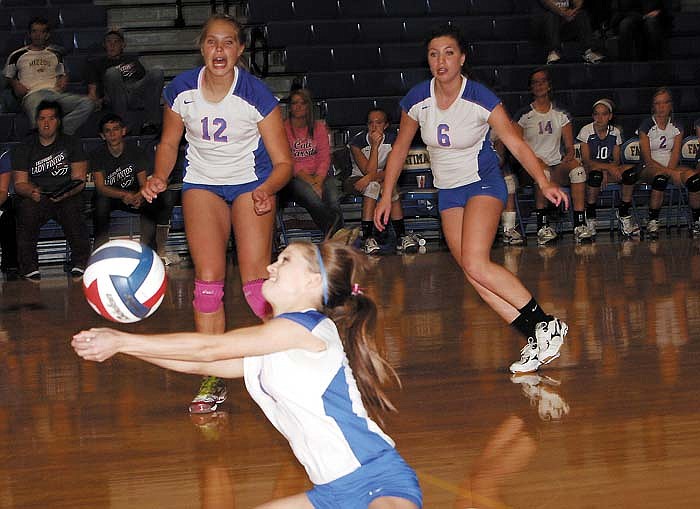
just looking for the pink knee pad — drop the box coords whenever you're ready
[243,278,272,320]
[193,279,225,314]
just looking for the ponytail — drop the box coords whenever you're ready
[307,242,400,423]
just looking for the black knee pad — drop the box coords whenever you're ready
[621,167,639,185]
[587,170,604,188]
[651,174,669,192]
[685,174,700,193]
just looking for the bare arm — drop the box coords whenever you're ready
[252,106,294,215]
[142,106,183,202]
[9,78,29,98]
[561,122,575,162]
[667,133,683,170]
[55,73,68,92]
[490,105,569,208]
[639,131,665,172]
[13,170,40,200]
[0,173,10,207]
[72,317,326,369]
[374,112,418,230]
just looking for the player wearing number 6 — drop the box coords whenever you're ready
[374,24,570,374]
[141,14,293,413]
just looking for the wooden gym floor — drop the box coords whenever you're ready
[2,233,700,508]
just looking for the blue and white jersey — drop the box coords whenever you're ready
[638,117,682,168]
[348,129,397,178]
[400,76,501,189]
[515,102,571,167]
[576,122,622,164]
[163,66,278,185]
[243,310,394,485]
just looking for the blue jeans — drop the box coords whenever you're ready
[23,89,94,135]
[103,66,164,126]
[282,175,344,236]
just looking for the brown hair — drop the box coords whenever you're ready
[301,241,399,423]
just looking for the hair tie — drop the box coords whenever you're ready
[314,245,329,306]
[351,283,363,296]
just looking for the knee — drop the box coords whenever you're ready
[621,167,639,185]
[193,279,224,314]
[569,166,586,184]
[243,278,272,320]
[651,174,670,192]
[363,181,381,200]
[586,170,604,188]
[461,256,488,283]
[685,173,700,193]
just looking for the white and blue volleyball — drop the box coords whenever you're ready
[83,239,167,323]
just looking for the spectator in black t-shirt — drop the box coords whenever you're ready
[0,148,18,275]
[86,30,164,134]
[13,100,90,280]
[91,113,178,263]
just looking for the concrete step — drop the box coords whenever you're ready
[107,4,210,29]
[125,28,202,52]
[140,49,285,80]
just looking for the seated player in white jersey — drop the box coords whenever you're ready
[637,87,700,238]
[347,107,421,254]
[577,99,641,237]
[373,24,570,374]
[72,241,423,509]
[141,14,294,415]
[514,67,592,244]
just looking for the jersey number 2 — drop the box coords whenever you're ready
[201,117,228,142]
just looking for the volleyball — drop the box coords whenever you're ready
[83,239,167,323]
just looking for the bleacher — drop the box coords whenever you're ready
[2,0,699,266]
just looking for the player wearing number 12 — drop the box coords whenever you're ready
[141,14,293,413]
[374,24,570,374]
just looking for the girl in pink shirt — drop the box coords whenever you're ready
[282,88,344,236]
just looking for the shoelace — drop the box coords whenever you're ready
[519,337,538,360]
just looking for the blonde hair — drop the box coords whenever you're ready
[288,88,317,137]
[197,13,246,47]
[300,241,400,422]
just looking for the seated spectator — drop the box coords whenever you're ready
[514,68,592,244]
[584,0,611,34]
[610,0,666,60]
[3,17,94,135]
[638,88,700,238]
[0,148,18,275]
[578,99,641,236]
[346,108,420,254]
[86,30,164,135]
[532,1,605,64]
[12,100,91,280]
[90,113,178,262]
[282,88,346,239]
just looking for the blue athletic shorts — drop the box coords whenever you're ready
[306,449,422,509]
[437,173,507,212]
[182,180,260,204]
